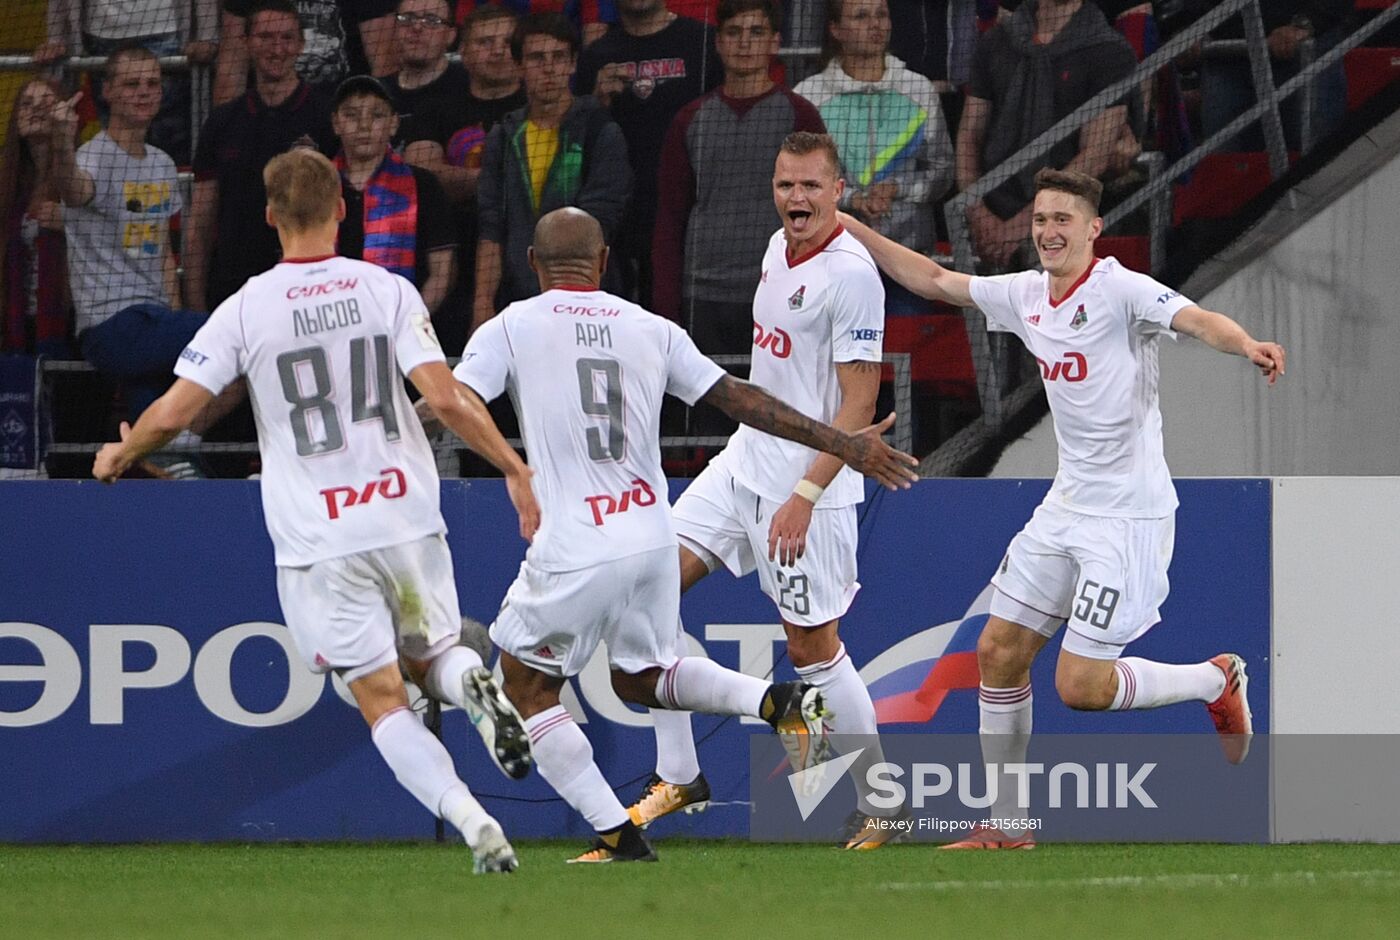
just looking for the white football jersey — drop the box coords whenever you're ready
[969,256,1193,518]
[456,287,726,573]
[724,226,885,506]
[175,256,448,566]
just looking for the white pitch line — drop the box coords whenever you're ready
[878,870,1400,892]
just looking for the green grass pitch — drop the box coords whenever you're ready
[3,842,1398,938]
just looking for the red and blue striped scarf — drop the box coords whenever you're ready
[336,148,418,281]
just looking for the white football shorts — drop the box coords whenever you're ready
[491,546,679,678]
[276,533,462,683]
[673,455,859,627]
[989,501,1175,660]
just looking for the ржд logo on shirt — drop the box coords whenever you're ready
[584,478,657,526]
[1036,352,1088,383]
[319,467,407,520]
[753,323,792,359]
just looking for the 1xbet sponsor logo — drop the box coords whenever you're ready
[850,328,882,342]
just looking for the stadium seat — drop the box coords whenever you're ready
[1173,152,1284,224]
[1095,235,1151,273]
[1344,47,1400,112]
[883,312,977,399]
[1354,0,1395,12]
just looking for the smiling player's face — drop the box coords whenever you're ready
[773,148,844,254]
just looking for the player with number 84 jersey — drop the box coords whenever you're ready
[174,255,447,566]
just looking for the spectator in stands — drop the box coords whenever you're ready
[0,79,74,357]
[958,0,1138,267]
[35,1,220,165]
[1194,0,1350,153]
[652,0,823,351]
[405,3,526,352]
[452,1,618,46]
[214,0,399,105]
[785,2,981,90]
[473,12,630,326]
[795,0,953,312]
[331,76,457,312]
[52,46,238,464]
[185,0,336,312]
[386,0,471,145]
[575,0,720,306]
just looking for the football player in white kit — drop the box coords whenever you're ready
[441,206,918,863]
[93,149,541,873]
[630,132,905,850]
[838,167,1287,848]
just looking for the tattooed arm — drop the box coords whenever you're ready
[709,359,888,567]
[700,365,915,491]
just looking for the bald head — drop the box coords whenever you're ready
[528,208,609,290]
[533,208,606,263]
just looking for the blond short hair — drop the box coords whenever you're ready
[263,149,342,232]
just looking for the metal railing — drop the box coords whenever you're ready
[39,352,915,474]
[928,0,1400,472]
[0,53,212,160]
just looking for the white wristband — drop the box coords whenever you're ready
[793,479,825,504]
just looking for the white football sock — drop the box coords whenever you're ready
[526,705,629,832]
[370,706,489,838]
[423,645,485,709]
[795,643,889,818]
[1110,657,1227,710]
[650,708,701,784]
[654,657,768,717]
[980,683,1033,830]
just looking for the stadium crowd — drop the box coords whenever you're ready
[0,0,1357,473]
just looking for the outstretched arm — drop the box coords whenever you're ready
[93,379,214,481]
[838,211,975,307]
[1171,305,1287,385]
[409,362,539,542]
[700,374,918,491]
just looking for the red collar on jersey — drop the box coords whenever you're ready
[785,223,845,269]
[281,254,338,264]
[549,284,599,292]
[1048,257,1101,308]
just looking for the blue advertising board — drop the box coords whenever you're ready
[0,478,1270,841]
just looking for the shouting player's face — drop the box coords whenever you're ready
[1031,188,1102,278]
[773,149,844,253]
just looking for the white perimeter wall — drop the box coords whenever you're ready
[992,138,1400,477]
[1272,478,1400,841]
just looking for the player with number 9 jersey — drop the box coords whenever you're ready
[456,288,725,574]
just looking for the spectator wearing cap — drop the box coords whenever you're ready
[473,12,630,327]
[332,76,457,314]
[184,0,336,312]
